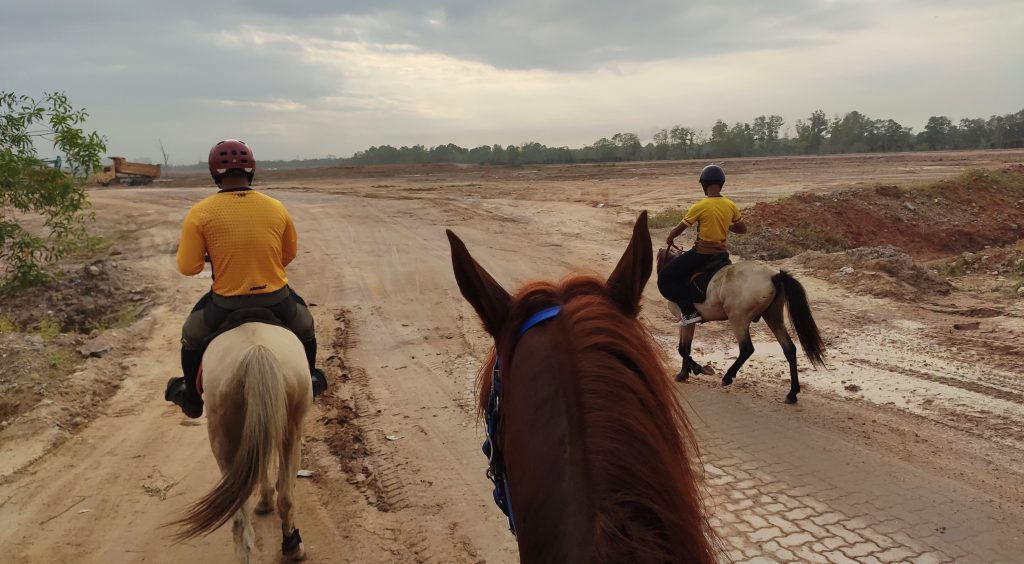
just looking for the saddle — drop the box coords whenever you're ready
[204,308,288,343]
[200,292,300,345]
[687,253,731,304]
[195,308,291,396]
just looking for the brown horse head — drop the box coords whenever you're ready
[447,212,716,563]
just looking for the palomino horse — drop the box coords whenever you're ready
[169,321,312,563]
[448,212,716,563]
[657,246,826,403]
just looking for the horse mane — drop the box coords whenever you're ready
[476,274,716,563]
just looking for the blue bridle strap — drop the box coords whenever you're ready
[483,304,562,534]
[516,306,563,340]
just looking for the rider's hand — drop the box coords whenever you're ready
[666,236,675,248]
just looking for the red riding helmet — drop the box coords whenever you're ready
[208,139,255,184]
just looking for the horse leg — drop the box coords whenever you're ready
[722,320,754,387]
[278,421,305,561]
[766,308,800,403]
[676,323,700,381]
[231,500,255,564]
[255,472,275,515]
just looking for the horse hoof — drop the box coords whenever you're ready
[785,395,798,404]
[284,545,306,561]
[721,377,733,387]
[675,372,690,382]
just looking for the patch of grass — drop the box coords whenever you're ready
[790,225,849,253]
[37,316,61,343]
[0,314,17,334]
[88,306,140,332]
[78,234,114,253]
[649,208,684,229]
[46,347,75,370]
[102,307,139,330]
[1013,279,1024,297]
[931,261,968,278]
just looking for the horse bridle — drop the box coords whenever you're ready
[483,305,562,535]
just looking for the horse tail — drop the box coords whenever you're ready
[172,345,285,541]
[777,270,826,368]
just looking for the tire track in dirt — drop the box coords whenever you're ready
[847,358,1024,405]
[318,308,435,560]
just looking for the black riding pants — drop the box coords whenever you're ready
[657,248,719,313]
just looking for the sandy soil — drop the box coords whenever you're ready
[1,149,1022,563]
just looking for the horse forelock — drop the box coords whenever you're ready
[475,274,716,562]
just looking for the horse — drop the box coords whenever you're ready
[447,211,717,563]
[168,321,312,563]
[656,246,826,403]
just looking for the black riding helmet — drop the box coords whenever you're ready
[699,164,726,189]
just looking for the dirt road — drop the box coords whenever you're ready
[1,151,1023,562]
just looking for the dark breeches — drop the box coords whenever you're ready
[657,248,717,310]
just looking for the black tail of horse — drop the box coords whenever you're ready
[777,270,826,368]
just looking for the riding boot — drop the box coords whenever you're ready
[302,337,328,397]
[173,347,205,418]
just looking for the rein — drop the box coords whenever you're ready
[483,305,562,534]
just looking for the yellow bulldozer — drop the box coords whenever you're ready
[92,156,161,186]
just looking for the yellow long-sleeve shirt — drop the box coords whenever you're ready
[176,190,297,296]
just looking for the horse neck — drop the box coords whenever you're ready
[500,308,716,563]
[502,324,596,561]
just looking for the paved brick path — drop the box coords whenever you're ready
[683,385,1023,563]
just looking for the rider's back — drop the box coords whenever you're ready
[176,191,297,297]
[683,196,741,254]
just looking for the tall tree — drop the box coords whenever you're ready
[922,116,954,150]
[795,110,829,154]
[653,128,670,160]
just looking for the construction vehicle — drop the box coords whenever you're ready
[92,157,161,186]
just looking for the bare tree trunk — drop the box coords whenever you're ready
[158,139,170,178]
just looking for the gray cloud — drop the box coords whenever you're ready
[2,1,1021,160]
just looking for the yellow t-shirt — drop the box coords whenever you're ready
[682,196,743,254]
[176,190,297,296]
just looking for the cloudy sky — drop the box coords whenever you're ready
[4,0,1022,162]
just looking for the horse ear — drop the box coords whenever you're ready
[447,230,512,338]
[606,211,653,317]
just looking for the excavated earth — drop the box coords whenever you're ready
[1,149,1023,563]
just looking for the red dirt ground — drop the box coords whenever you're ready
[734,166,1024,261]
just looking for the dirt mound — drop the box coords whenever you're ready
[0,257,152,333]
[934,242,1024,277]
[733,167,1024,261]
[794,246,953,300]
[931,241,1024,295]
[0,252,153,426]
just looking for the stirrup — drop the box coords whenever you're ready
[164,377,185,402]
[166,376,203,418]
[311,368,328,398]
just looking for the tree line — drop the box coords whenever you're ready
[343,108,1024,166]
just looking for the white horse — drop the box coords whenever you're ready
[169,322,312,562]
[657,247,826,403]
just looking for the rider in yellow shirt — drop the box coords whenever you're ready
[658,164,747,325]
[164,139,327,418]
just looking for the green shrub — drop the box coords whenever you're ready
[1,91,106,289]
[649,208,684,229]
